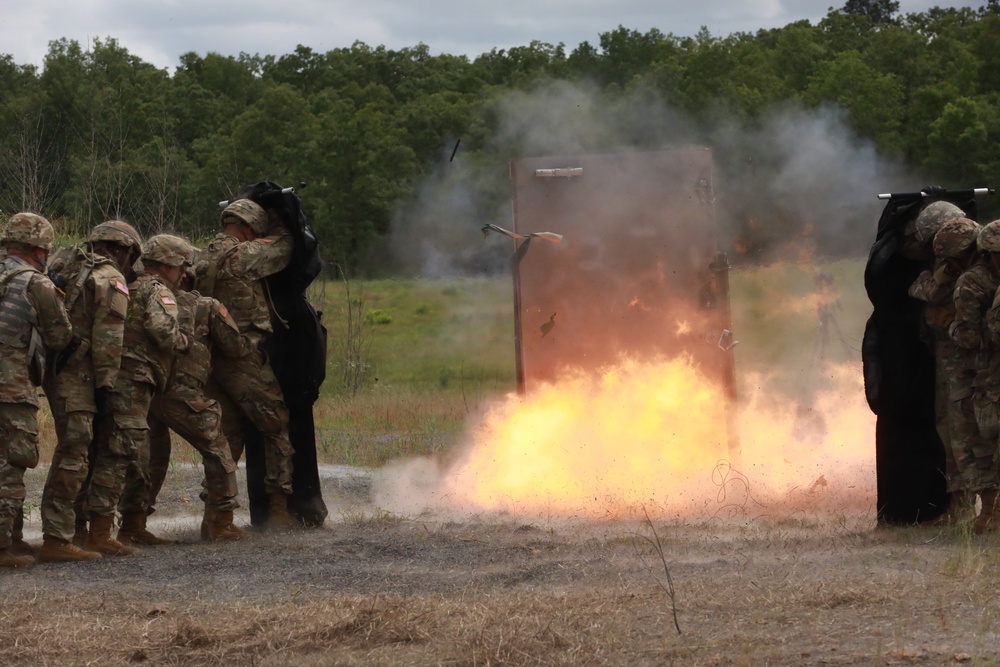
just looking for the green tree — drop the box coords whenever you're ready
[842,0,900,26]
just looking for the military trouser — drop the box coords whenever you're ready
[84,366,154,519]
[124,378,239,514]
[40,394,95,542]
[208,349,293,496]
[972,385,1000,491]
[945,353,993,493]
[0,403,39,550]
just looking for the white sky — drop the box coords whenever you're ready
[0,0,982,72]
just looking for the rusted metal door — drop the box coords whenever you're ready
[508,148,737,453]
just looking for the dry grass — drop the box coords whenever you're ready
[5,515,1000,666]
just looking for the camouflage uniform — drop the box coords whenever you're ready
[40,245,129,546]
[908,261,962,488]
[969,221,1000,532]
[951,256,1000,493]
[196,201,295,510]
[929,219,985,502]
[0,214,73,567]
[145,288,249,520]
[97,270,189,526]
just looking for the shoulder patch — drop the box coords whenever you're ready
[161,295,177,306]
[114,280,129,295]
[218,303,229,318]
[260,238,274,244]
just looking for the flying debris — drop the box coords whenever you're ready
[540,313,556,337]
[480,224,563,243]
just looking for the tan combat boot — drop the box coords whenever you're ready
[266,493,298,531]
[71,518,89,547]
[202,508,251,542]
[8,539,39,558]
[0,547,35,569]
[117,511,165,546]
[39,535,102,563]
[86,514,140,556]
[974,488,1000,534]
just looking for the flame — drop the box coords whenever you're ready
[376,356,876,521]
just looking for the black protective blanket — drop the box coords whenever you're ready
[236,181,329,527]
[862,188,977,524]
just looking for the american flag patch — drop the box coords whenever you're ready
[219,304,229,318]
[161,295,176,306]
[114,280,129,295]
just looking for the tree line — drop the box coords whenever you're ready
[2,0,999,273]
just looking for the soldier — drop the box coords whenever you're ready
[38,220,139,563]
[195,198,296,529]
[969,221,1000,532]
[123,244,251,544]
[911,217,984,525]
[0,213,74,569]
[905,202,967,524]
[80,234,190,555]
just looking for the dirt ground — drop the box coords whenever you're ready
[3,463,1000,666]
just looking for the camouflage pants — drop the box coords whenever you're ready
[945,356,993,493]
[208,350,293,496]
[40,394,95,542]
[0,403,39,550]
[122,378,239,514]
[972,386,1000,491]
[84,370,154,518]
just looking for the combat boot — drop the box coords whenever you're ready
[266,493,298,531]
[117,512,165,546]
[7,539,38,558]
[86,514,139,556]
[39,536,102,563]
[0,547,34,569]
[202,508,251,542]
[974,488,1000,534]
[72,518,89,547]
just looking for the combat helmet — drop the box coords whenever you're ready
[220,199,269,235]
[89,219,143,255]
[978,220,1000,252]
[141,234,194,267]
[915,201,965,245]
[933,217,981,258]
[2,212,56,252]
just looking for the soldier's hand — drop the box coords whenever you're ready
[53,335,82,375]
[94,387,113,418]
[47,268,68,291]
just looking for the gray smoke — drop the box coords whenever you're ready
[387,80,920,277]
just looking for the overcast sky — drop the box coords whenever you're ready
[1,0,982,72]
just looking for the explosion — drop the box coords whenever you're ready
[375,354,876,521]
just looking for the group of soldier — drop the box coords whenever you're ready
[904,201,1000,531]
[0,198,298,569]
